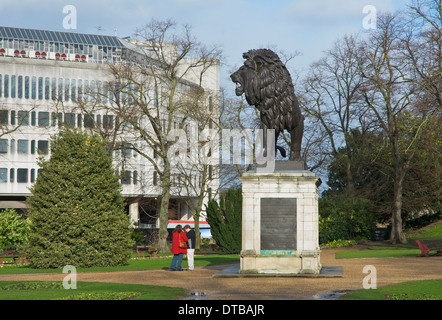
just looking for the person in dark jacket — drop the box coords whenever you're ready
[170,225,188,271]
[184,224,196,271]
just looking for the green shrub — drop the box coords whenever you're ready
[25,129,134,268]
[0,209,30,249]
[206,188,242,254]
[319,196,376,244]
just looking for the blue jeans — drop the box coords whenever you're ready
[170,253,183,270]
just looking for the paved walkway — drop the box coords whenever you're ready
[1,247,441,300]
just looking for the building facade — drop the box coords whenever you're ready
[0,26,219,236]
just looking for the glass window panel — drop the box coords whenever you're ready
[0,110,8,124]
[64,113,75,127]
[26,76,31,99]
[9,168,14,183]
[4,74,9,98]
[84,114,94,128]
[0,168,7,183]
[71,79,76,101]
[37,140,49,154]
[0,139,8,153]
[11,75,16,98]
[45,77,50,100]
[17,168,28,183]
[18,111,29,126]
[121,171,131,185]
[17,75,23,98]
[38,112,50,126]
[18,140,29,154]
[51,78,56,100]
[103,115,114,129]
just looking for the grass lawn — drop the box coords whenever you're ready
[339,279,442,300]
[0,254,239,300]
[0,280,187,300]
[0,254,239,275]
[336,219,442,259]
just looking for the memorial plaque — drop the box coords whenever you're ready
[260,198,297,250]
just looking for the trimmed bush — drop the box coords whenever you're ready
[25,129,134,268]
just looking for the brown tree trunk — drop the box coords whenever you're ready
[390,167,407,244]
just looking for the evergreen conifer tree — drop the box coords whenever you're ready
[206,188,242,253]
[26,129,134,268]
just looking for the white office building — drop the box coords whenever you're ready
[0,26,219,235]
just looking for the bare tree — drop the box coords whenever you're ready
[302,35,370,194]
[358,12,439,243]
[80,19,222,252]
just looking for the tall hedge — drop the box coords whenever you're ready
[26,129,134,268]
[206,188,242,253]
[318,195,377,244]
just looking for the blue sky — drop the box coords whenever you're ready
[1,0,410,91]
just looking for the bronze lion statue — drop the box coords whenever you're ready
[230,49,304,161]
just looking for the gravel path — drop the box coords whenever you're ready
[1,247,441,300]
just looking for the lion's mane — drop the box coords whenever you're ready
[231,49,304,160]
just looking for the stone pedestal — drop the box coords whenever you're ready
[239,161,321,274]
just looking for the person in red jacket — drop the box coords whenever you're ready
[170,224,188,271]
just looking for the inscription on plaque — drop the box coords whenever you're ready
[260,198,297,250]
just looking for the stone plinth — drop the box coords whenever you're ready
[239,162,321,274]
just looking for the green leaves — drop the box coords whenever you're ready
[0,209,30,249]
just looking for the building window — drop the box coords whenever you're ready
[121,170,131,185]
[133,171,138,185]
[64,113,76,127]
[27,76,32,99]
[31,111,36,126]
[11,75,16,98]
[153,171,158,186]
[38,77,43,100]
[17,168,28,183]
[51,78,56,100]
[38,140,49,154]
[30,169,36,183]
[9,169,15,183]
[71,79,76,101]
[58,78,63,101]
[18,75,23,99]
[0,139,7,153]
[84,114,94,128]
[4,75,9,98]
[0,110,8,125]
[38,112,50,127]
[65,79,70,101]
[18,111,29,126]
[17,140,29,154]
[103,115,113,129]
[0,168,7,183]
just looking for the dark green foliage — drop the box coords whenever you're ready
[26,129,134,268]
[319,195,377,244]
[206,188,242,254]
